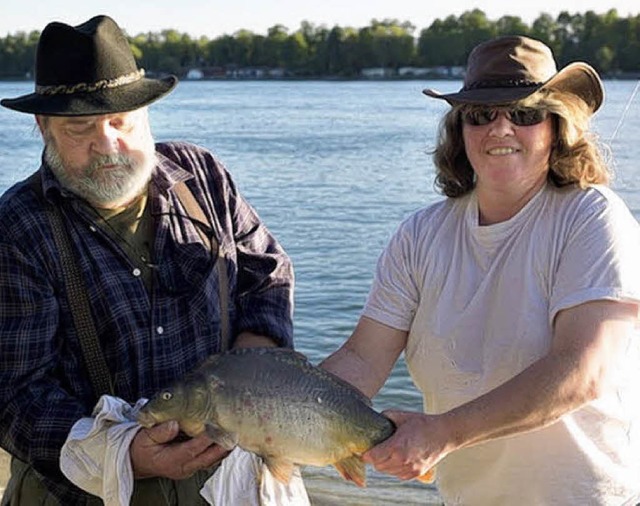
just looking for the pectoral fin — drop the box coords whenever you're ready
[263,456,295,484]
[204,422,238,450]
[333,455,366,487]
[416,468,436,483]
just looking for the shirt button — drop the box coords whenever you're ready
[156,326,164,335]
[132,268,142,277]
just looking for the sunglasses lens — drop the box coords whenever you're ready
[464,108,497,126]
[509,108,548,126]
[463,107,547,127]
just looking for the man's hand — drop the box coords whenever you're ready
[130,420,230,480]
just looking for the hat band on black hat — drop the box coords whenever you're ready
[35,69,146,96]
[463,79,542,91]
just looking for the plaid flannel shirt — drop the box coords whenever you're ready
[0,141,294,502]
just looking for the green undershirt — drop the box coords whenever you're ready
[88,192,155,291]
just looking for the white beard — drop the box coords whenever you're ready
[44,138,157,208]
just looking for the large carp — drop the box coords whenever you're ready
[137,347,432,487]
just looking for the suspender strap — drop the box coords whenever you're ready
[47,204,115,397]
[173,181,231,352]
[28,172,115,398]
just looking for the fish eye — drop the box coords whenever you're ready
[161,391,173,401]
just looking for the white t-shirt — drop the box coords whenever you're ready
[364,184,640,505]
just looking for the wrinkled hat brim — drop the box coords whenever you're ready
[423,62,604,113]
[0,75,177,116]
[423,85,540,105]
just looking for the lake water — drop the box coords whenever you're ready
[0,79,639,505]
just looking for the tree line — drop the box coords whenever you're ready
[1,9,639,79]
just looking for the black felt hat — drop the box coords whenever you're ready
[0,15,177,116]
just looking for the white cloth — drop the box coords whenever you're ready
[60,396,145,506]
[60,395,310,506]
[364,184,640,505]
[203,447,310,505]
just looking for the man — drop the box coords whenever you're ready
[0,15,294,505]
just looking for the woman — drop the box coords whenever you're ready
[322,36,640,505]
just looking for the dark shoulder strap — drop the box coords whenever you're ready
[173,180,231,352]
[26,171,43,197]
[28,171,114,398]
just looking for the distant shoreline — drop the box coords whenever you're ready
[1,73,639,83]
[0,76,459,83]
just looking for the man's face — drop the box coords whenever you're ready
[39,108,157,209]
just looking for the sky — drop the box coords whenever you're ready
[1,0,638,38]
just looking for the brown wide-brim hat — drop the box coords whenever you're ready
[423,35,604,113]
[0,15,177,116]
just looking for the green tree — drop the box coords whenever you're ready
[307,25,331,75]
[326,26,346,74]
[132,32,164,74]
[367,19,415,68]
[495,16,530,36]
[595,45,615,73]
[0,31,38,78]
[614,15,640,71]
[264,24,289,67]
[530,13,557,49]
[555,11,582,64]
[418,10,496,68]
[234,30,256,66]
[282,32,309,72]
[1,11,640,79]
[458,9,495,56]
[418,14,471,67]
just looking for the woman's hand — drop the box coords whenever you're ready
[363,410,446,482]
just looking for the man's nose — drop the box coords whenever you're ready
[91,121,120,154]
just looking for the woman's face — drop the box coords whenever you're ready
[461,105,554,196]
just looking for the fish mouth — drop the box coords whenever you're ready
[136,410,157,428]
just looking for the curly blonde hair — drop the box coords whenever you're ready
[432,89,611,198]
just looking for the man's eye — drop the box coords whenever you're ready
[66,125,93,136]
[112,119,134,132]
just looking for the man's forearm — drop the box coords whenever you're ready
[233,331,279,348]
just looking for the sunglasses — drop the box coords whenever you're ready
[462,107,549,127]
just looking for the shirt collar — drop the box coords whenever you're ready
[152,148,194,195]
